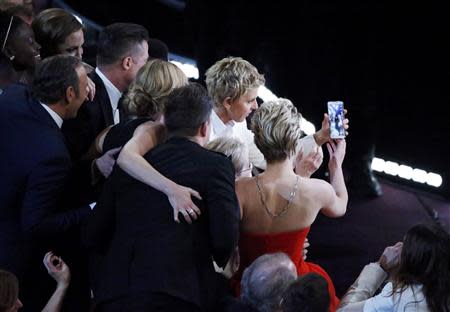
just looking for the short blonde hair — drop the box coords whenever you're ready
[252,98,303,163]
[205,56,265,109]
[206,137,249,173]
[122,59,188,117]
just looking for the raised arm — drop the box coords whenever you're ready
[116,122,202,223]
[318,139,348,217]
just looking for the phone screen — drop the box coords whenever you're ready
[327,101,345,139]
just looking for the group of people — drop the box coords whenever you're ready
[1,2,450,312]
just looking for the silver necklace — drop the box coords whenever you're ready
[255,175,300,218]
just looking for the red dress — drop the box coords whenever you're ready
[231,227,339,312]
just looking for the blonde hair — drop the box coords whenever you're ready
[205,56,265,109]
[206,137,249,173]
[252,98,303,163]
[122,59,188,117]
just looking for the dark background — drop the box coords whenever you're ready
[64,0,450,197]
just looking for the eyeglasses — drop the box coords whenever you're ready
[2,15,14,52]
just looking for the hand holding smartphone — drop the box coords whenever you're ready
[327,101,346,139]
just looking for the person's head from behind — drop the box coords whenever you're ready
[241,252,297,312]
[164,82,213,146]
[1,11,40,72]
[32,54,88,119]
[96,23,149,88]
[121,58,188,120]
[206,137,251,179]
[205,56,265,123]
[147,37,169,61]
[281,273,330,312]
[32,8,83,59]
[4,4,33,25]
[252,99,303,164]
[0,270,22,312]
[393,222,450,312]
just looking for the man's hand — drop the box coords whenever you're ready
[95,147,121,178]
[314,111,349,146]
[167,182,202,224]
[379,242,402,273]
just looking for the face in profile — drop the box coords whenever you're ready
[6,21,41,70]
[57,28,84,59]
[227,87,259,122]
[128,40,149,82]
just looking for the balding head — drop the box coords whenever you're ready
[241,252,297,312]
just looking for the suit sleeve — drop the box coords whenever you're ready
[205,157,240,268]
[22,156,90,240]
[82,173,116,250]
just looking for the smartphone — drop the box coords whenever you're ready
[327,101,345,139]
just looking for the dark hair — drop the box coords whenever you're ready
[164,82,212,137]
[32,54,82,104]
[1,11,23,54]
[241,252,297,312]
[32,8,83,59]
[0,270,19,312]
[96,23,149,66]
[148,37,169,61]
[281,273,330,312]
[392,223,450,312]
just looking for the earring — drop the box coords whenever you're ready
[9,55,15,61]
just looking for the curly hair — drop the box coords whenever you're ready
[121,59,188,118]
[205,56,265,109]
[251,98,303,163]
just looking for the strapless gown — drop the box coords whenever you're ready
[231,226,339,312]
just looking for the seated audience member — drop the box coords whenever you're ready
[0,252,70,312]
[84,83,240,311]
[240,252,297,312]
[232,99,347,311]
[206,137,252,179]
[96,58,188,154]
[282,273,331,312]
[338,222,450,312]
[0,10,40,92]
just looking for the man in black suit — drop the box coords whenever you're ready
[62,22,149,160]
[85,83,240,311]
[0,55,92,311]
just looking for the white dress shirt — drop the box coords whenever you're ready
[41,103,63,128]
[95,67,122,124]
[210,110,266,169]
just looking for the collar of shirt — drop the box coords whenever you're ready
[210,109,235,140]
[95,67,122,121]
[40,102,63,128]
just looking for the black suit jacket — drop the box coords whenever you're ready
[62,71,117,160]
[0,85,91,310]
[85,137,240,310]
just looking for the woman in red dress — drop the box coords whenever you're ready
[232,98,348,312]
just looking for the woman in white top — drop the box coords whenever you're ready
[338,222,450,312]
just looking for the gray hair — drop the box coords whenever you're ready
[241,252,297,312]
[206,137,248,173]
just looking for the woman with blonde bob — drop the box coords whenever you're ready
[231,98,348,312]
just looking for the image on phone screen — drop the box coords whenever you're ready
[327,101,345,139]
